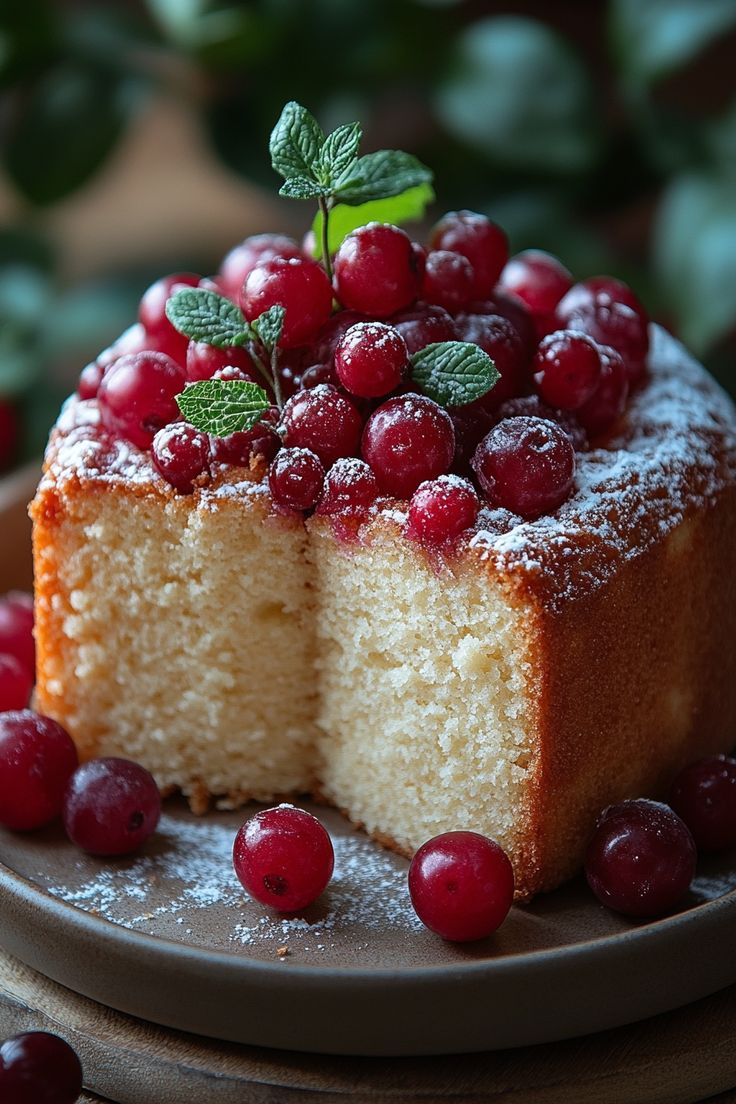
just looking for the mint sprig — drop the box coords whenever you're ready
[410,342,500,408]
[176,379,271,438]
[269,101,433,279]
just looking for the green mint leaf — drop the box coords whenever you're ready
[317,121,362,184]
[279,177,328,200]
[166,288,251,348]
[410,341,500,408]
[269,101,324,183]
[311,182,435,259]
[333,150,433,205]
[251,305,285,352]
[176,379,270,437]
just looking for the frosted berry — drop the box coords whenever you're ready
[0,1031,83,1104]
[0,711,78,831]
[300,363,337,390]
[472,416,575,519]
[533,330,601,410]
[268,448,325,512]
[219,233,302,300]
[0,400,19,470]
[421,250,476,312]
[280,384,362,468]
[496,395,587,452]
[185,340,257,383]
[210,407,280,467]
[576,344,629,437]
[335,322,407,398]
[391,304,458,354]
[63,757,161,856]
[362,394,455,499]
[585,799,696,917]
[499,249,573,335]
[138,272,199,363]
[0,654,32,712]
[334,223,421,317]
[454,313,527,408]
[233,804,334,911]
[669,755,736,852]
[98,352,185,449]
[408,830,514,942]
[430,211,508,299]
[77,360,106,400]
[0,592,35,677]
[407,475,479,545]
[152,423,211,494]
[79,324,149,399]
[316,457,379,516]
[242,257,333,349]
[555,277,649,384]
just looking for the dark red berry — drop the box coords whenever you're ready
[0,711,78,831]
[0,654,32,711]
[576,344,629,437]
[219,234,302,301]
[300,363,337,389]
[0,592,34,678]
[496,395,587,452]
[334,223,421,317]
[362,394,455,499]
[0,1031,83,1104]
[391,304,458,355]
[79,325,149,399]
[411,241,428,281]
[430,211,508,299]
[585,799,696,918]
[555,277,649,384]
[185,341,258,383]
[669,755,736,852]
[280,384,362,467]
[138,272,199,363]
[210,406,280,467]
[316,457,379,516]
[450,406,498,477]
[335,322,407,398]
[98,352,185,449]
[268,448,325,512]
[408,830,514,942]
[421,250,476,312]
[499,249,573,335]
[533,330,601,410]
[454,313,527,408]
[78,360,106,401]
[151,423,211,493]
[233,804,334,912]
[308,310,366,366]
[242,257,333,349]
[481,289,538,359]
[63,757,161,856]
[472,416,575,518]
[0,400,19,470]
[407,475,479,545]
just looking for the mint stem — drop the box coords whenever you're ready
[247,344,281,409]
[318,196,333,282]
[270,346,284,410]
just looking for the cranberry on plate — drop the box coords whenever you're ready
[233,804,334,912]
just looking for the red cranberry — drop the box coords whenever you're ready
[210,406,280,467]
[454,313,527,408]
[242,257,333,349]
[555,277,649,384]
[585,799,696,918]
[268,448,325,512]
[138,272,199,363]
[316,457,379,516]
[362,394,455,499]
[472,416,575,518]
[669,755,736,852]
[576,344,629,437]
[219,234,302,300]
[63,757,161,856]
[411,241,428,281]
[408,830,514,942]
[391,304,458,355]
[280,385,362,468]
[98,352,185,449]
[308,311,366,365]
[0,592,34,678]
[450,406,498,477]
[0,1031,83,1104]
[79,325,149,399]
[335,322,408,398]
[496,395,587,452]
[151,423,211,493]
[0,400,19,470]
[334,223,421,317]
[482,289,538,359]
[499,249,573,335]
[77,360,106,400]
[185,341,258,383]
[421,250,476,312]
[300,363,338,389]
[533,330,601,410]
[233,804,334,912]
[430,211,508,299]
[0,654,32,712]
[0,711,78,831]
[407,475,479,545]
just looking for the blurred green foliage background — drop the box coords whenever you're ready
[1,0,735,470]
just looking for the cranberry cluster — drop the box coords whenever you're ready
[81,213,650,546]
